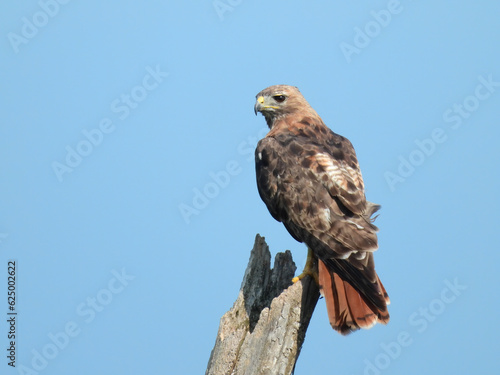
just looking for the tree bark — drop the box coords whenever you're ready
[206,234,320,375]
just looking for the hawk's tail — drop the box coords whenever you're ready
[318,259,390,335]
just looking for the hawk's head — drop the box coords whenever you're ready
[254,85,319,128]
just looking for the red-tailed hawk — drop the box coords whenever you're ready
[254,85,389,334]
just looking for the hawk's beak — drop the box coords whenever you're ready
[254,96,265,115]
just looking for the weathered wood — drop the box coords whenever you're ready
[206,234,320,375]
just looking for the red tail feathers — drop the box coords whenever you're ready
[318,260,390,335]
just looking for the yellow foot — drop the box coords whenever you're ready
[292,247,319,284]
[292,275,303,283]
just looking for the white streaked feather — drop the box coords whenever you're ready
[337,251,353,259]
[321,208,331,224]
[314,152,359,192]
[346,219,364,230]
[353,251,367,260]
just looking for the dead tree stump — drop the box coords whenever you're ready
[206,234,320,375]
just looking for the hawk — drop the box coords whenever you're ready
[254,85,389,334]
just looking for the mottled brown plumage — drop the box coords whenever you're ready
[254,85,389,335]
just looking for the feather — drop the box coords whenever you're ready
[319,260,389,335]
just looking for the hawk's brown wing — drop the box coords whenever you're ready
[256,123,378,253]
[255,121,389,330]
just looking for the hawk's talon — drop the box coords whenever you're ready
[292,274,305,283]
[292,247,319,285]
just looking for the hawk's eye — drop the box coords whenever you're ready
[273,95,286,103]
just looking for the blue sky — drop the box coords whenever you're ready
[1,1,499,374]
